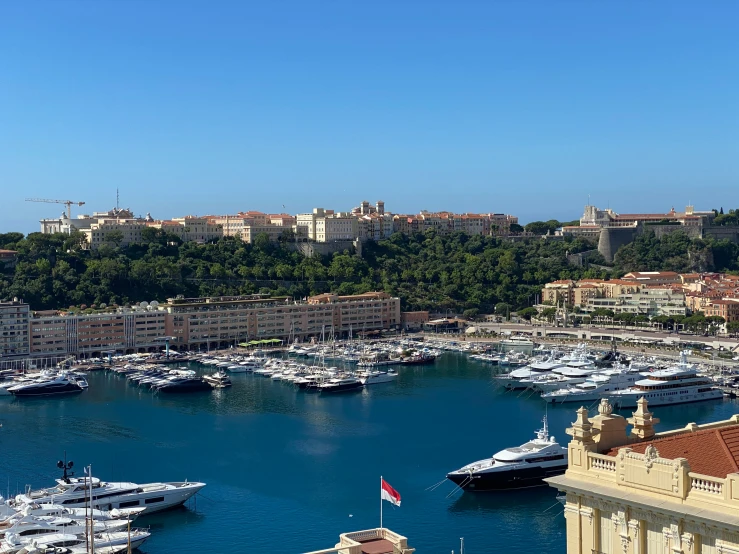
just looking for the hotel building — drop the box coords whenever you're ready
[548,398,739,554]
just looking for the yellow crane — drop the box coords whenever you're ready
[25,198,86,219]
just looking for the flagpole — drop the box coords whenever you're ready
[380,475,383,531]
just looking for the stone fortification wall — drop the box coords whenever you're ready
[597,223,739,262]
[598,226,640,262]
[290,240,358,258]
[703,226,739,242]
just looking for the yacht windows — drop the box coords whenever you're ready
[525,454,565,463]
[119,500,140,508]
[145,496,165,504]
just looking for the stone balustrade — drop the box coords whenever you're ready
[588,453,617,473]
[690,474,725,496]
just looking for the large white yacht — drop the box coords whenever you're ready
[541,368,644,403]
[446,417,568,491]
[12,466,205,515]
[608,351,723,408]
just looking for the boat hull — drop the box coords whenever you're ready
[319,383,364,393]
[608,389,724,408]
[447,463,567,491]
[10,383,84,397]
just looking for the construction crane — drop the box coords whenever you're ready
[25,198,86,219]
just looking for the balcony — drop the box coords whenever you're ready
[579,448,739,510]
[304,528,414,554]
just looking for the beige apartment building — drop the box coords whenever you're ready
[5,292,401,359]
[548,398,739,554]
[209,212,297,243]
[84,218,147,248]
[30,310,168,357]
[149,216,223,243]
[0,300,30,357]
[165,292,400,350]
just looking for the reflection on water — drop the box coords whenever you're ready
[2,353,737,553]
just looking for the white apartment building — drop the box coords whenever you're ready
[297,208,357,243]
[584,288,687,317]
[41,208,144,236]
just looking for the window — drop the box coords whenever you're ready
[119,500,140,508]
[145,496,165,504]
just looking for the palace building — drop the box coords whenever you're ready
[547,398,739,554]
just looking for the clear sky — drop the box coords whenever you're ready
[1,1,737,233]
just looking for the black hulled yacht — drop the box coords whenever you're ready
[446,417,568,491]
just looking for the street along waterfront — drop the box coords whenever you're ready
[0,353,735,553]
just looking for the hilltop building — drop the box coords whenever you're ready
[562,204,717,262]
[548,398,739,554]
[36,200,519,250]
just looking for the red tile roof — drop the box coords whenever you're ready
[607,425,739,478]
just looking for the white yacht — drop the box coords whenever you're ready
[447,417,567,491]
[499,336,535,349]
[541,368,644,403]
[0,514,130,541]
[357,370,398,385]
[1,529,150,553]
[12,467,205,515]
[0,501,145,523]
[495,356,565,390]
[608,351,723,408]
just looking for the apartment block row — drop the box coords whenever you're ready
[38,199,518,249]
[541,272,689,317]
[542,271,739,320]
[0,292,401,359]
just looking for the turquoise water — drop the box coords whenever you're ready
[0,354,736,553]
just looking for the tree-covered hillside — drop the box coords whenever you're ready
[2,228,737,314]
[0,230,601,313]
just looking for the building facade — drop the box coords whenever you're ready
[0,300,30,357]
[548,398,739,554]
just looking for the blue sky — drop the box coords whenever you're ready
[1,1,737,233]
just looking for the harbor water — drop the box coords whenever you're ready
[0,353,736,553]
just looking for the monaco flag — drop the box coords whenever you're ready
[381,478,401,507]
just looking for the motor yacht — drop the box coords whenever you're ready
[495,356,565,390]
[541,368,644,403]
[7,374,88,398]
[608,351,723,408]
[446,417,567,491]
[358,370,398,385]
[0,514,130,541]
[0,529,151,553]
[317,377,363,393]
[154,378,213,393]
[12,467,205,515]
[203,371,232,388]
[0,501,145,523]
